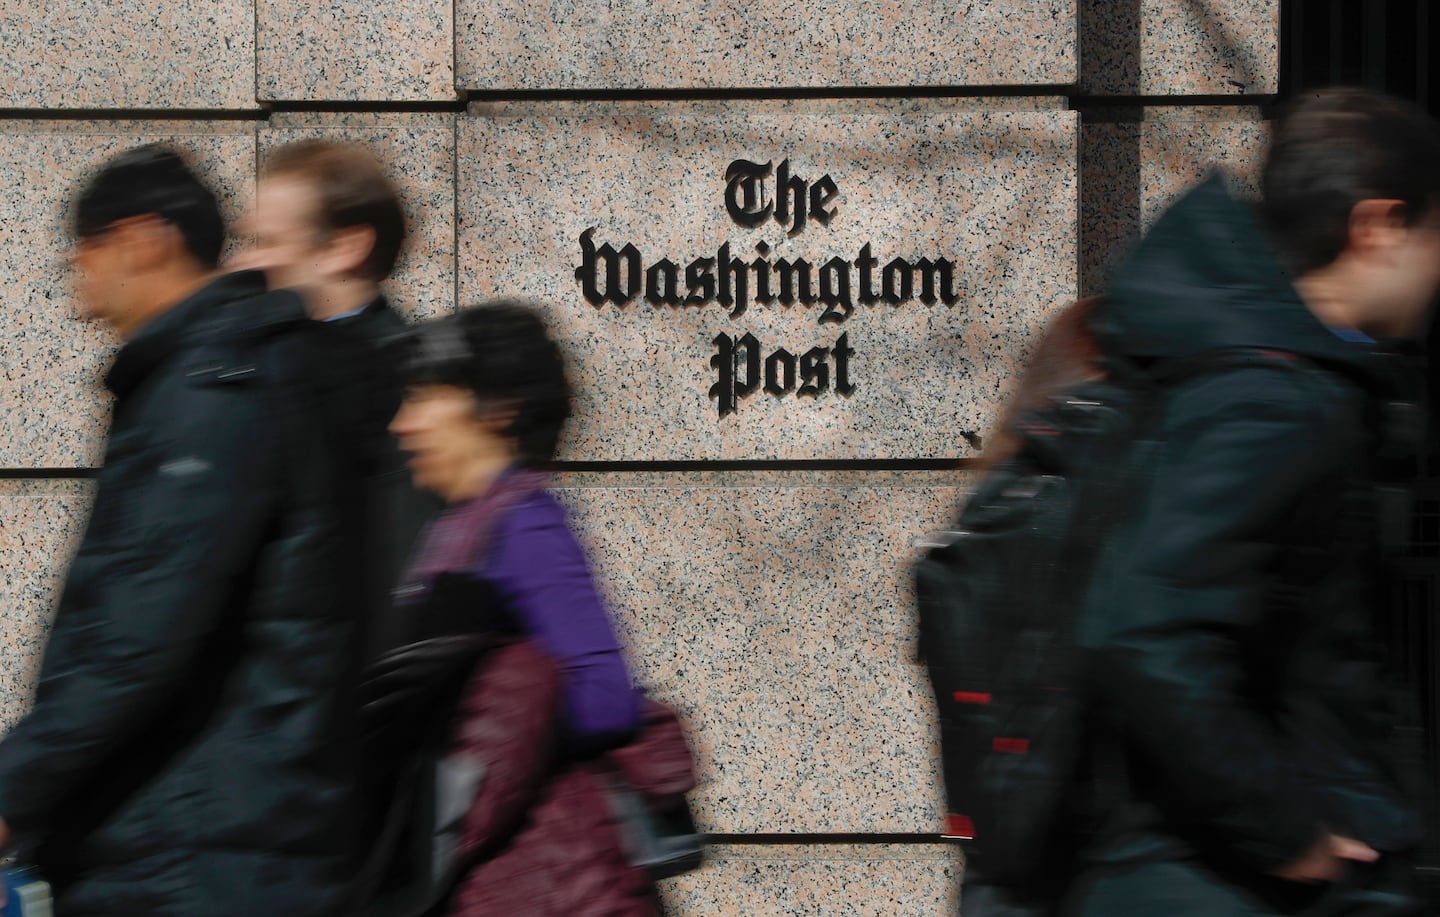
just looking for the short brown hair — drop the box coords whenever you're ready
[264,139,407,281]
[1263,87,1440,274]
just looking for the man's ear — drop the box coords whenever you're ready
[323,224,378,278]
[1348,199,1410,259]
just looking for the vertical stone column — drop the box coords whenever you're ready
[1078,0,1279,294]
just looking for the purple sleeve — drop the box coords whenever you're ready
[487,494,640,745]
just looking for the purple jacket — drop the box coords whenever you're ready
[484,491,640,746]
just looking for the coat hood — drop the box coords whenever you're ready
[1096,174,1379,374]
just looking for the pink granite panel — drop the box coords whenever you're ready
[0,482,92,731]
[259,119,457,322]
[1081,116,1268,295]
[0,126,256,468]
[659,844,962,915]
[257,1,456,102]
[1081,0,1279,95]
[458,1,1076,90]
[459,102,1077,461]
[1,472,970,832]
[0,3,256,109]
[555,481,965,832]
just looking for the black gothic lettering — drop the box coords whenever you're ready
[709,333,737,418]
[857,243,879,305]
[799,346,830,396]
[810,175,839,225]
[711,332,853,417]
[774,257,815,306]
[834,332,855,395]
[774,159,808,236]
[577,162,975,416]
[881,257,913,304]
[575,228,641,306]
[709,332,764,418]
[684,257,716,304]
[579,235,960,325]
[765,348,797,396]
[716,243,750,319]
[724,160,773,227]
[751,248,775,304]
[645,258,683,306]
[735,333,762,399]
[912,257,961,305]
[818,256,853,324]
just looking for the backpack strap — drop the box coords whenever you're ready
[1149,346,1318,387]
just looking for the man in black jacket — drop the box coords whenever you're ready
[1066,89,1440,915]
[0,145,361,914]
[234,140,434,661]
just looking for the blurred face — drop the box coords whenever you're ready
[70,226,132,326]
[68,215,186,338]
[233,175,334,293]
[1373,219,1440,337]
[390,383,504,502]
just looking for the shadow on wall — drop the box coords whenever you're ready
[1080,0,1142,298]
[1078,0,1272,296]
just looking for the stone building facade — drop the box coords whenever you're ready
[0,3,1276,912]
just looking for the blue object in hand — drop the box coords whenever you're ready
[1,867,51,917]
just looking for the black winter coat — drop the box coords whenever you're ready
[310,297,437,663]
[0,273,363,915]
[1066,177,1425,915]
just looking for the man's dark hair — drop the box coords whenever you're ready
[1263,87,1440,274]
[401,300,573,464]
[264,140,407,282]
[73,144,226,269]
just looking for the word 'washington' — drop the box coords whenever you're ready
[575,229,961,325]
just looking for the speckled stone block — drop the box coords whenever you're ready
[1081,114,1268,295]
[459,102,1077,461]
[0,471,971,831]
[1081,0,1279,95]
[553,479,966,832]
[0,3,256,109]
[260,115,457,321]
[457,1,1076,90]
[0,481,93,732]
[0,124,256,469]
[658,843,962,915]
[257,1,455,102]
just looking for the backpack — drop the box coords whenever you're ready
[353,574,514,917]
[915,303,1322,906]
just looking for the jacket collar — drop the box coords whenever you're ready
[104,271,273,400]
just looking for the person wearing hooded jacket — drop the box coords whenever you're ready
[1055,88,1440,916]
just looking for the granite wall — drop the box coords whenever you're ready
[0,3,1278,913]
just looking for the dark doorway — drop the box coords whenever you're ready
[1281,0,1437,106]
[1280,2,1440,905]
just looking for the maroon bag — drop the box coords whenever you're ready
[600,699,704,881]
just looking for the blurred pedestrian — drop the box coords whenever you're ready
[233,139,436,663]
[1063,88,1440,915]
[369,301,692,916]
[0,145,361,914]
